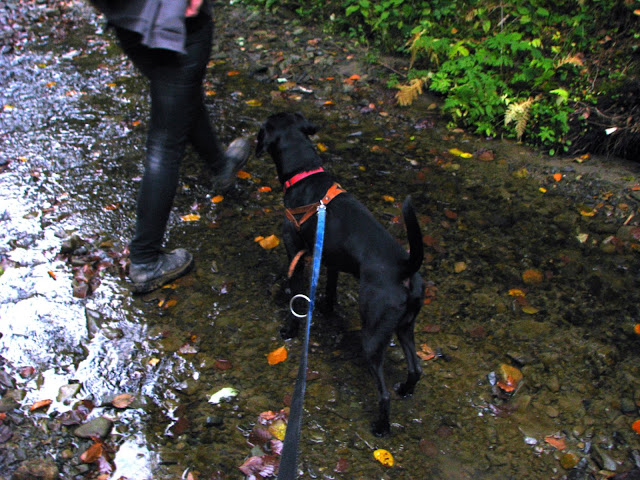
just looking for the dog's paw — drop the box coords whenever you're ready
[394,382,415,398]
[371,420,391,437]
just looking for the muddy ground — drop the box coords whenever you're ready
[1,1,640,480]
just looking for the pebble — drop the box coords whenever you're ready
[11,458,59,480]
[73,416,113,439]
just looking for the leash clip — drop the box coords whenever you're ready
[289,294,310,318]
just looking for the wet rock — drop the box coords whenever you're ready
[11,458,59,480]
[620,397,637,415]
[593,445,619,471]
[617,225,640,243]
[56,383,81,403]
[560,452,581,469]
[0,390,20,412]
[73,416,112,439]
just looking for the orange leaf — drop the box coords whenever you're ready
[382,195,395,202]
[417,344,435,361]
[545,435,567,450]
[236,170,251,179]
[257,186,272,193]
[30,399,52,411]
[553,173,562,182]
[112,393,135,409]
[211,195,224,203]
[227,70,241,76]
[181,213,200,222]
[80,442,104,463]
[634,324,640,335]
[316,142,328,152]
[48,270,57,280]
[508,288,526,297]
[323,100,335,106]
[259,234,280,249]
[267,346,287,365]
[522,269,543,285]
[633,419,640,434]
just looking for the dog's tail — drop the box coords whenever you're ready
[403,196,423,274]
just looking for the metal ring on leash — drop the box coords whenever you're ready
[289,294,310,318]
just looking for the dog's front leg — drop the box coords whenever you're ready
[281,223,307,339]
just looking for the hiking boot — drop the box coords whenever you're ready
[129,248,194,293]
[213,137,251,191]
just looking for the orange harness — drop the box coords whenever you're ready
[285,182,346,277]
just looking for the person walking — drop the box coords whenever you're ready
[88,0,250,293]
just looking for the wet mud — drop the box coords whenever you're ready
[1,2,640,480]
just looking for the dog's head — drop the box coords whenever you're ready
[255,112,318,157]
[256,112,320,185]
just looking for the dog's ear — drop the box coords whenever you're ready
[255,126,266,156]
[294,112,319,136]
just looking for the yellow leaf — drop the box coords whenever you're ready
[46,81,57,88]
[373,449,394,467]
[448,148,472,158]
[579,206,596,217]
[316,142,328,152]
[521,305,539,314]
[148,358,160,366]
[454,261,466,273]
[211,195,224,203]
[267,346,287,365]
[205,89,217,96]
[539,187,547,193]
[513,167,529,178]
[508,289,526,297]
[259,234,280,249]
[268,418,287,440]
[107,82,116,88]
[3,105,15,112]
[181,213,200,222]
[246,99,263,107]
[382,195,395,202]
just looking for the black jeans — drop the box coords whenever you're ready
[115,13,224,264]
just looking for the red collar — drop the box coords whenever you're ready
[283,167,324,192]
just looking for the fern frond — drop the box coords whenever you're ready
[396,78,427,107]
[555,55,583,69]
[405,30,424,70]
[504,97,535,142]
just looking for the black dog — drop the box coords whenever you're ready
[256,112,424,436]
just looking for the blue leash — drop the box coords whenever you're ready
[277,204,326,480]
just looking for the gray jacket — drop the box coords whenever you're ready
[90,0,209,54]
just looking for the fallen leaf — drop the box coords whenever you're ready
[148,358,160,366]
[633,419,640,434]
[508,289,526,297]
[382,195,395,202]
[448,148,472,158]
[545,435,567,450]
[246,99,262,107]
[236,170,251,179]
[227,70,241,76]
[323,100,335,106]
[259,234,280,249]
[268,419,287,440]
[211,195,224,203]
[181,213,200,222]
[30,399,52,411]
[267,346,287,365]
[454,261,466,273]
[257,186,272,193]
[521,305,539,314]
[316,142,328,152]
[522,269,543,285]
[497,364,523,392]
[579,206,596,217]
[417,344,436,361]
[48,270,57,280]
[634,324,640,335]
[214,359,233,371]
[112,394,135,409]
[553,173,562,182]
[80,441,104,463]
[373,449,394,467]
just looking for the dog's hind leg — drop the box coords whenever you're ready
[323,267,339,312]
[395,273,424,397]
